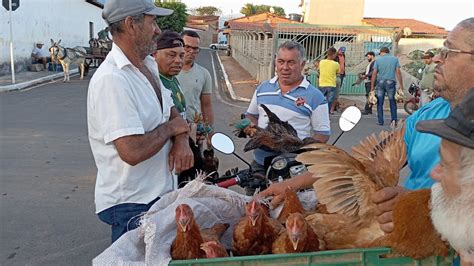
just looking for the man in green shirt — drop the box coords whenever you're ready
[154,31,187,119]
[419,51,436,107]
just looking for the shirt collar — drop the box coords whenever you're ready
[269,75,310,89]
[110,43,157,72]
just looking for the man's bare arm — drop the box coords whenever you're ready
[371,69,378,91]
[113,107,189,166]
[200,94,214,127]
[312,133,329,143]
[396,68,404,90]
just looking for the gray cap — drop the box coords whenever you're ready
[102,0,173,25]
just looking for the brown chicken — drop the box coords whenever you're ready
[232,198,284,256]
[277,188,306,224]
[272,213,320,254]
[370,189,449,259]
[244,104,317,153]
[171,204,229,260]
[298,125,407,250]
[200,240,229,258]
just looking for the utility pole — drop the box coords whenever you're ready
[9,0,16,83]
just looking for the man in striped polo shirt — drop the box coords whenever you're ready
[245,41,331,194]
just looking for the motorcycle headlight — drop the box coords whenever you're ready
[272,158,287,170]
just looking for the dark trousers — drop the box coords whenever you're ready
[98,196,160,243]
[364,82,372,112]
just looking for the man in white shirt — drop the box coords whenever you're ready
[31,41,50,69]
[88,0,193,243]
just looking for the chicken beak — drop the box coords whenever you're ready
[178,218,190,232]
[249,214,258,226]
[290,235,300,250]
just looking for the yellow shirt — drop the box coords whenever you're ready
[318,59,339,87]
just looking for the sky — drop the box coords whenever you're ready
[182,0,474,30]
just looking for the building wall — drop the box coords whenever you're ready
[1,0,106,75]
[302,0,365,26]
[397,38,445,55]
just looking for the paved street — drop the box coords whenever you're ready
[0,49,407,265]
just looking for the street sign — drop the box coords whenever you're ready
[2,0,20,11]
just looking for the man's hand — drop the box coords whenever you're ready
[371,186,405,233]
[169,117,190,137]
[169,134,194,173]
[258,181,291,209]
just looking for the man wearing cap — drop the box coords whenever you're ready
[416,89,474,265]
[370,46,404,126]
[31,41,50,70]
[87,0,193,243]
[154,31,187,119]
[176,30,214,126]
[371,18,474,237]
[362,51,376,115]
[419,51,436,106]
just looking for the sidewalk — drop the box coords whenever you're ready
[216,51,405,114]
[0,68,78,92]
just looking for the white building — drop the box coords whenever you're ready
[0,0,106,75]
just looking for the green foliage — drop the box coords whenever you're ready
[240,3,256,16]
[240,3,285,16]
[403,48,440,79]
[154,1,187,32]
[191,6,221,16]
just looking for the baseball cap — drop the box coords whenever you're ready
[365,51,375,56]
[338,47,346,53]
[156,31,184,50]
[422,51,435,59]
[416,89,474,149]
[37,41,44,45]
[102,0,173,25]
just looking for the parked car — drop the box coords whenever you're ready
[209,41,228,50]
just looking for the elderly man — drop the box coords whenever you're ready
[154,31,187,119]
[417,89,474,265]
[87,0,193,243]
[371,17,474,235]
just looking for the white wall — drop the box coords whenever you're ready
[0,0,107,74]
[398,38,445,55]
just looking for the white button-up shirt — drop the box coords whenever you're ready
[87,43,176,213]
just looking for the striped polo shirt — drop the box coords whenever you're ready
[246,76,331,165]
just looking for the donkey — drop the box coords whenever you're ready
[49,39,87,82]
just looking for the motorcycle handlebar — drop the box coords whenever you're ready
[216,177,239,188]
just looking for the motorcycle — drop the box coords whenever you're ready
[210,106,362,192]
[404,82,421,115]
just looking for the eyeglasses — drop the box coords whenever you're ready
[439,46,474,60]
[184,45,200,52]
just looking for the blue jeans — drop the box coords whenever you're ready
[376,79,397,125]
[318,86,336,111]
[98,196,160,243]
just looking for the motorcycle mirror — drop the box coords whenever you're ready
[211,132,235,154]
[339,106,362,132]
[332,106,362,145]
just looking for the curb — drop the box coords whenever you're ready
[215,52,251,102]
[0,69,79,92]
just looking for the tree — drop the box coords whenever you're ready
[240,3,285,17]
[190,6,222,16]
[154,1,187,32]
[240,3,257,16]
